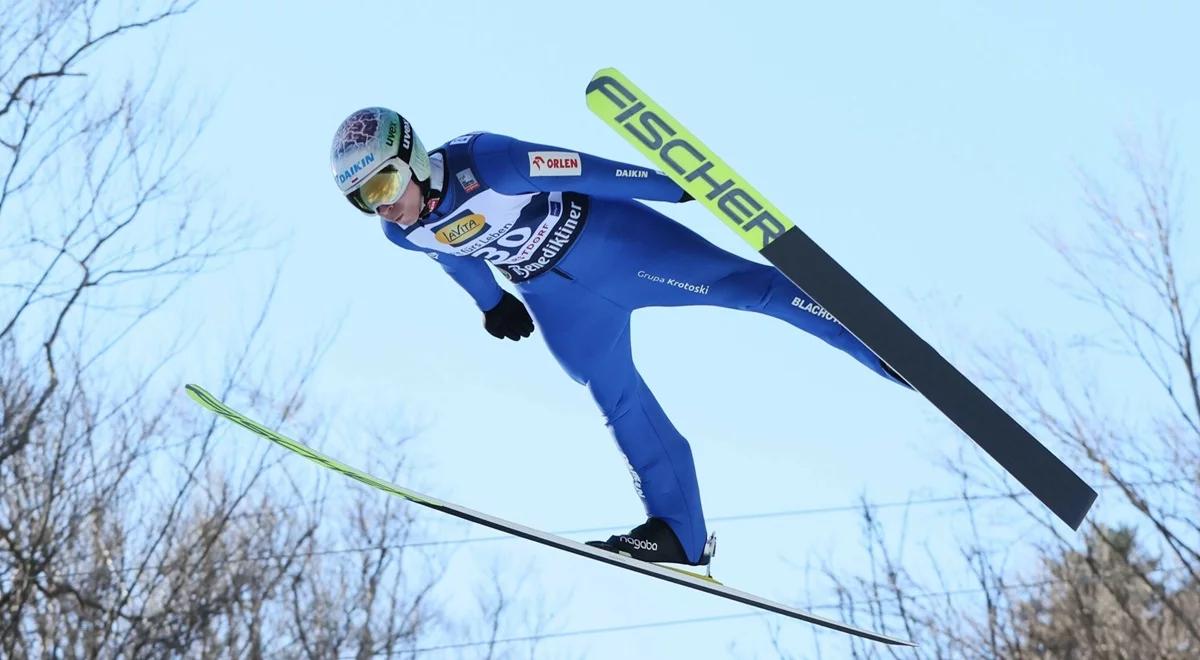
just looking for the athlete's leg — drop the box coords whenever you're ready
[517,274,710,561]
[573,200,907,386]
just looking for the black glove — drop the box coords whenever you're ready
[483,292,534,341]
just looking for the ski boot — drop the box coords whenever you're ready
[587,517,717,576]
[880,359,912,388]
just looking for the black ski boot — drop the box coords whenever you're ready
[587,518,716,568]
[880,360,912,388]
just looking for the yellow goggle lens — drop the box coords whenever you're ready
[357,165,410,210]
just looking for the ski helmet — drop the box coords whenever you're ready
[330,107,431,214]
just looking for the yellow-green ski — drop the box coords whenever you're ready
[185,384,912,646]
[585,67,793,251]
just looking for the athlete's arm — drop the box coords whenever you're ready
[381,221,504,311]
[470,133,689,202]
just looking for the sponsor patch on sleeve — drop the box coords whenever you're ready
[449,132,480,145]
[456,168,481,193]
[528,151,582,177]
[615,168,649,178]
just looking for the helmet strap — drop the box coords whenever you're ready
[419,150,446,218]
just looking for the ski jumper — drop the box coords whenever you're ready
[382,133,905,563]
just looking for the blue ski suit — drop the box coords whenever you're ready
[383,133,905,563]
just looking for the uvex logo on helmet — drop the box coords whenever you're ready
[385,122,397,147]
[528,151,581,177]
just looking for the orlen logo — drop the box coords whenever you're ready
[528,151,581,177]
[435,214,486,245]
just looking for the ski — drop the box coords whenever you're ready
[184,384,913,647]
[584,68,1096,529]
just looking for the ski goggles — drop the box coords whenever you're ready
[346,158,413,214]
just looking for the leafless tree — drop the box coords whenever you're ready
[1,2,540,657]
[794,130,1200,658]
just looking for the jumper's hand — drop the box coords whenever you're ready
[484,292,535,341]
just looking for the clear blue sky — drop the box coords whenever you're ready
[104,1,1200,656]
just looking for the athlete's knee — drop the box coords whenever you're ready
[710,263,777,311]
[587,376,641,425]
[549,342,609,387]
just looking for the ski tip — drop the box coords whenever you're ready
[585,67,627,102]
[1063,488,1099,531]
[590,66,620,81]
[183,384,220,412]
[864,631,917,647]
